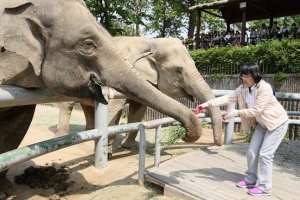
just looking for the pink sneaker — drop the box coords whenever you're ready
[236,180,256,188]
[248,187,271,196]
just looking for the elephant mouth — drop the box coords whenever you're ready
[88,75,108,105]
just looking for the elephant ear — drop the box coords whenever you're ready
[0,2,47,76]
[133,52,158,85]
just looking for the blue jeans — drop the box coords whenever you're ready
[244,121,288,193]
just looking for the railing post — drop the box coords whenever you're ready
[138,124,147,186]
[94,96,108,169]
[224,103,235,144]
[154,125,161,167]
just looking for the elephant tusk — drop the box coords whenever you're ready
[108,87,115,99]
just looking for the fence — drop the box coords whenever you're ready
[135,74,300,140]
[196,64,272,75]
[1,86,300,187]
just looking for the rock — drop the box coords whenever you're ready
[48,194,60,200]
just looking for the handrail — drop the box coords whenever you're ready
[1,85,300,187]
[0,123,140,173]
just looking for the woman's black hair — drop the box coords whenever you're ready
[240,62,262,83]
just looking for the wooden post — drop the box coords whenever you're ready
[241,10,247,46]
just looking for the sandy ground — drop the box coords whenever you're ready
[5,105,245,200]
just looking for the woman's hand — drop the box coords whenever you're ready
[222,109,241,120]
[195,102,209,114]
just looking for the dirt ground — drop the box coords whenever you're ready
[5,105,245,200]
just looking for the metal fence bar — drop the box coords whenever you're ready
[0,85,125,108]
[0,129,101,173]
[94,96,108,169]
[2,85,300,187]
[154,125,162,168]
[224,103,235,144]
[138,124,147,186]
[0,122,142,173]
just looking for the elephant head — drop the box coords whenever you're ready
[113,36,223,146]
[0,0,201,142]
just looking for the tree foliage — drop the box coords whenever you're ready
[248,16,300,30]
[83,0,300,39]
[83,0,150,36]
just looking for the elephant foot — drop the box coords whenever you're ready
[121,140,139,149]
[107,145,113,159]
[0,177,13,199]
[55,131,68,137]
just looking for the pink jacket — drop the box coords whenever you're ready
[207,80,288,134]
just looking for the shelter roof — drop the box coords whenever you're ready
[189,0,300,24]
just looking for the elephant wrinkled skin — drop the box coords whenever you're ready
[0,1,202,198]
[57,36,223,155]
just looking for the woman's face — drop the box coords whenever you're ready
[240,74,255,87]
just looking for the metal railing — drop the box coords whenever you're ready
[1,86,300,186]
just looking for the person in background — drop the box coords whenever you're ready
[270,21,281,39]
[280,22,290,38]
[297,22,300,38]
[233,30,241,46]
[249,26,258,45]
[290,23,298,39]
[258,23,269,42]
[224,31,232,45]
[195,62,288,197]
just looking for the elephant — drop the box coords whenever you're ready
[0,1,202,198]
[57,36,223,155]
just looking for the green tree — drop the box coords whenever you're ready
[83,0,150,36]
[144,0,226,39]
[248,15,300,30]
[187,0,226,37]
[144,0,185,38]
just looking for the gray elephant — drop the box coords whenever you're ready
[0,1,202,198]
[57,36,223,155]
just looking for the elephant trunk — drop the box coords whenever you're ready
[97,46,202,142]
[188,72,223,146]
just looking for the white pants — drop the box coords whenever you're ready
[244,121,288,193]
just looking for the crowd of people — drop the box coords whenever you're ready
[184,21,300,50]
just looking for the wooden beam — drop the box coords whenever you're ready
[202,9,224,19]
[248,1,271,15]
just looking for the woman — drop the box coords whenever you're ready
[195,62,288,196]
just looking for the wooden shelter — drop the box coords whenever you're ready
[189,0,300,48]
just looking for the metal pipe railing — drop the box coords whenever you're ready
[2,85,300,187]
[0,124,140,173]
[0,85,124,108]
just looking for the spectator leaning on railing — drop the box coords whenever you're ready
[290,23,298,39]
[270,21,281,39]
[258,23,269,41]
[280,22,290,38]
[297,22,300,38]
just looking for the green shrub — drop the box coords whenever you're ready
[190,39,300,74]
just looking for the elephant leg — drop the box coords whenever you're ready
[57,102,75,136]
[121,101,147,149]
[81,104,95,130]
[0,105,36,198]
[0,170,12,199]
[107,99,127,158]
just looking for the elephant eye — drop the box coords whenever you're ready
[85,40,96,47]
[78,39,97,55]
[176,68,183,75]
